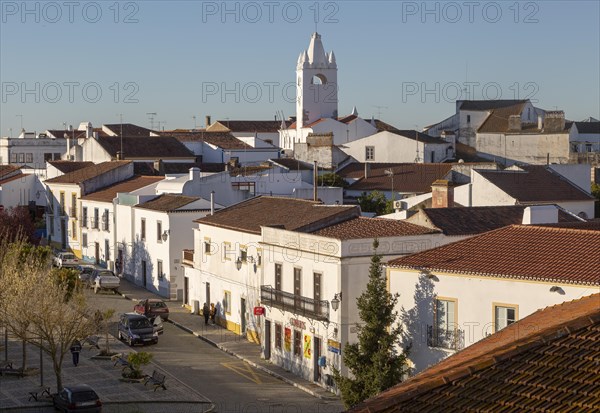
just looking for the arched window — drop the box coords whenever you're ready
[311,74,327,85]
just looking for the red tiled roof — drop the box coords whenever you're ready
[45,161,132,184]
[414,205,582,236]
[269,158,314,171]
[388,225,600,285]
[96,136,195,159]
[311,217,438,240]
[210,120,290,133]
[47,161,95,174]
[80,176,164,202]
[136,194,202,212]
[0,173,26,185]
[165,131,252,150]
[196,196,359,234]
[338,163,452,193]
[459,99,529,111]
[103,123,155,137]
[477,165,594,202]
[0,164,21,179]
[349,293,600,413]
[391,130,447,144]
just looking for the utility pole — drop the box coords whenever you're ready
[146,112,157,130]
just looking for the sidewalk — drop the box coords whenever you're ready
[117,278,340,402]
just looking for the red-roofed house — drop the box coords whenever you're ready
[386,224,600,375]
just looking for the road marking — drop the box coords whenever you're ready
[220,362,273,384]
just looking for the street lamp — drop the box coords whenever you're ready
[385,168,394,204]
[161,230,170,242]
[331,292,342,311]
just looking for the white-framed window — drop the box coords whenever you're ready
[157,221,162,242]
[223,242,231,261]
[93,208,99,229]
[102,209,109,231]
[223,290,231,315]
[365,146,375,161]
[494,304,518,332]
[82,207,88,228]
[141,218,146,241]
[275,323,282,350]
[204,238,212,255]
[82,233,87,248]
[157,260,163,279]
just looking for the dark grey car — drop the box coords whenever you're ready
[52,384,102,413]
[117,313,158,346]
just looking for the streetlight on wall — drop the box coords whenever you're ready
[331,292,342,311]
[161,230,170,242]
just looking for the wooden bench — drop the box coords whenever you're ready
[28,386,51,401]
[111,354,132,373]
[0,361,22,377]
[82,335,100,350]
[144,370,167,391]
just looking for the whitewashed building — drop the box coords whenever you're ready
[387,224,600,375]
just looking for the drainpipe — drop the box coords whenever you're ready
[210,191,215,215]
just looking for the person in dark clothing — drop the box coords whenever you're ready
[70,339,82,366]
[202,302,210,325]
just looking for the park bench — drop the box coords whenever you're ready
[82,335,100,350]
[144,370,167,391]
[27,386,51,401]
[0,360,22,377]
[111,354,133,373]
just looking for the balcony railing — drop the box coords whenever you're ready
[261,285,329,322]
[427,325,465,351]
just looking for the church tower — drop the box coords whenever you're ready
[296,33,338,129]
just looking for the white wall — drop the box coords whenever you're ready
[0,174,37,209]
[476,132,570,165]
[0,136,67,168]
[389,268,598,375]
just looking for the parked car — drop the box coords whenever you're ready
[153,316,164,335]
[52,384,102,413]
[76,265,96,287]
[90,269,120,294]
[54,252,80,268]
[117,313,158,346]
[133,299,169,321]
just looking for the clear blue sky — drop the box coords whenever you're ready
[1,0,599,135]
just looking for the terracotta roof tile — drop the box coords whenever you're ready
[574,121,600,134]
[96,136,194,159]
[0,164,21,179]
[338,163,452,193]
[80,176,164,202]
[196,196,359,234]
[388,225,600,285]
[477,165,594,202]
[311,217,438,240]
[349,293,600,413]
[210,120,289,133]
[103,123,154,137]
[0,173,26,185]
[47,161,95,174]
[269,158,314,171]
[415,205,582,236]
[392,130,448,144]
[45,161,132,184]
[164,131,252,150]
[136,194,202,212]
[459,100,529,111]
[476,102,527,133]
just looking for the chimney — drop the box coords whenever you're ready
[205,115,211,128]
[210,191,215,215]
[522,205,559,225]
[431,180,454,208]
[116,151,123,160]
[93,131,99,140]
[364,163,370,179]
[86,122,93,139]
[537,115,543,130]
[508,115,521,131]
[543,111,565,133]
[313,160,318,201]
[189,167,201,181]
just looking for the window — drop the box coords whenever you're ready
[71,221,77,240]
[494,304,518,332]
[223,242,231,261]
[157,260,163,279]
[18,153,25,163]
[294,268,302,296]
[293,329,302,357]
[93,208,99,229]
[10,153,17,163]
[435,298,456,333]
[467,115,471,123]
[275,264,282,290]
[240,246,247,262]
[275,323,282,350]
[59,192,65,215]
[313,272,321,301]
[48,191,54,213]
[141,218,146,240]
[25,153,33,163]
[105,239,110,261]
[204,239,212,255]
[53,153,61,160]
[365,146,375,161]
[223,291,231,315]
[157,221,162,242]
[82,233,87,248]
[44,153,52,162]
[429,297,460,349]
[71,194,77,217]
[103,209,109,231]
[82,207,88,228]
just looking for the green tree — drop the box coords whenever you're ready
[125,351,153,379]
[333,239,407,408]
[318,173,348,188]
[357,191,394,216]
[592,182,600,217]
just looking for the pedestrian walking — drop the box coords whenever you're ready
[202,302,210,325]
[210,303,216,325]
[70,339,82,367]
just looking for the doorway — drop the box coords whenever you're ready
[240,298,247,334]
[94,242,99,265]
[184,277,189,306]
[61,219,66,249]
[264,320,271,360]
[142,260,147,287]
[313,336,322,382]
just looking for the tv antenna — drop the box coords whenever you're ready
[16,114,24,131]
[156,121,167,131]
[414,125,421,163]
[372,106,388,119]
[146,112,157,130]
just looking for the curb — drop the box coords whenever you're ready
[118,288,337,401]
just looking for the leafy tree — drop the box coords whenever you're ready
[98,309,116,356]
[0,206,38,244]
[333,239,407,408]
[124,351,153,379]
[318,173,348,188]
[592,182,600,217]
[357,191,394,216]
[50,267,81,301]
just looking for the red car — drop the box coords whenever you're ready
[133,298,169,321]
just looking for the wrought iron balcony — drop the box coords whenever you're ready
[261,285,329,322]
[427,325,465,351]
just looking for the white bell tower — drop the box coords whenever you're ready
[296,33,338,129]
